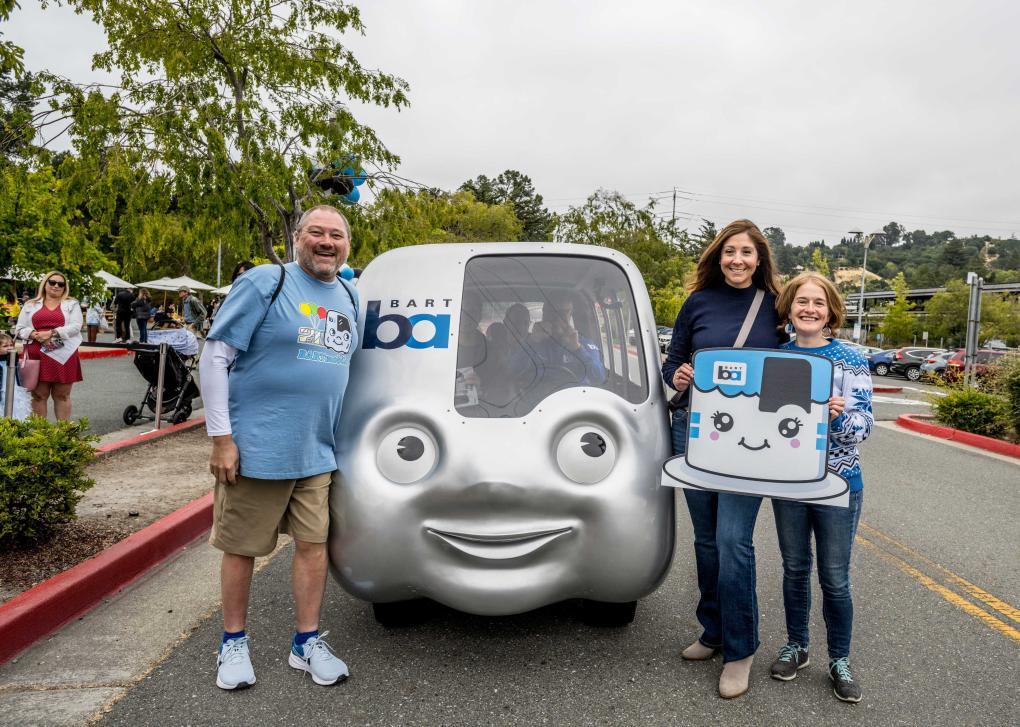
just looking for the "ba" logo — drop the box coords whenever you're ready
[362,301,451,349]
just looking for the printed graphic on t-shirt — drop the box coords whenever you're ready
[295,300,355,365]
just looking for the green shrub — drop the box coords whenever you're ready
[986,355,1020,439]
[0,416,97,546]
[931,387,1009,439]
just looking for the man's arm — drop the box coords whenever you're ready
[199,339,240,485]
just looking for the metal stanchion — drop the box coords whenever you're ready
[152,341,168,430]
[3,348,15,418]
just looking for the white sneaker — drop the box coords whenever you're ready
[288,631,349,686]
[216,636,256,690]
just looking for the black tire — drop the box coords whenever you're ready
[905,366,921,382]
[874,363,889,376]
[122,405,140,425]
[372,600,430,627]
[579,599,637,627]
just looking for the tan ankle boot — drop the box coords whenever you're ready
[681,639,718,660]
[718,655,754,698]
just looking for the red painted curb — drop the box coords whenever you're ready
[95,416,206,458]
[80,348,130,360]
[874,386,903,393]
[0,493,213,664]
[896,414,1020,459]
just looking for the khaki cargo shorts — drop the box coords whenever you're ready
[210,471,333,557]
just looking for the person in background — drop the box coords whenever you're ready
[769,272,873,704]
[0,332,32,419]
[661,219,783,699]
[131,289,153,343]
[231,260,256,283]
[85,300,106,343]
[179,286,207,338]
[113,286,136,343]
[14,271,84,420]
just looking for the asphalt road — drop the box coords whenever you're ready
[66,338,203,436]
[99,407,1019,726]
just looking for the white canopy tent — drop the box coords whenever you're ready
[136,275,215,292]
[211,283,232,296]
[95,270,135,289]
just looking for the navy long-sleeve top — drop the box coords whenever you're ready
[661,283,782,409]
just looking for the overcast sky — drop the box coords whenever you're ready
[7,0,1020,246]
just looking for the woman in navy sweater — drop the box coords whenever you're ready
[661,219,783,699]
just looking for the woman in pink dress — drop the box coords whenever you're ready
[14,271,84,420]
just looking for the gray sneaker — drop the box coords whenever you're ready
[829,657,862,703]
[216,636,256,690]
[770,643,810,681]
[288,631,349,686]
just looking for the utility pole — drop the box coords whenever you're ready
[849,229,884,343]
[671,188,677,225]
[964,272,983,387]
[216,240,222,288]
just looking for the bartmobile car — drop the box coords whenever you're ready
[329,243,675,626]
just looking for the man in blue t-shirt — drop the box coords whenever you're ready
[199,205,358,691]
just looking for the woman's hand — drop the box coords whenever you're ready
[828,395,845,421]
[672,362,694,393]
[32,330,53,343]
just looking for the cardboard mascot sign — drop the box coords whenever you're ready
[661,348,849,507]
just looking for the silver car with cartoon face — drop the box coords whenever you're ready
[329,243,674,625]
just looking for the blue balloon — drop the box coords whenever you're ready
[352,169,368,186]
[340,165,356,177]
[342,187,360,204]
[339,264,355,280]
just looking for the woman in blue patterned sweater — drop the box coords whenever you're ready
[770,272,873,704]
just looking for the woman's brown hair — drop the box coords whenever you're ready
[687,219,781,296]
[776,271,846,332]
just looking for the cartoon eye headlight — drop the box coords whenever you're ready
[555,426,617,484]
[778,417,802,439]
[377,427,438,484]
[711,411,734,432]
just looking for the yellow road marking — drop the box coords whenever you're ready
[856,536,1020,645]
[858,522,1020,624]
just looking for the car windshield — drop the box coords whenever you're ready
[454,254,648,418]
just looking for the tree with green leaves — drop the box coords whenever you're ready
[555,190,692,323]
[879,272,915,345]
[0,0,24,76]
[346,188,522,264]
[47,0,409,264]
[459,170,553,241]
[810,247,830,277]
[0,163,110,300]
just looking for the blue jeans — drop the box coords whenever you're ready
[136,318,148,343]
[772,489,864,660]
[672,410,763,662]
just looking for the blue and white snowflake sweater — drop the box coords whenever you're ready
[781,339,873,492]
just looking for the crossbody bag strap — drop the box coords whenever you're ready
[733,288,765,349]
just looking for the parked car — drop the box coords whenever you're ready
[888,347,946,381]
[867,349,898,377]
[920,350,956,381]
[657,325,672,353]
[943,348,1012,383]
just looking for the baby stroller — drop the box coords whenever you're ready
[122,329,201,426]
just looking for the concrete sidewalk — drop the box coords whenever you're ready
[0,535,287,726]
